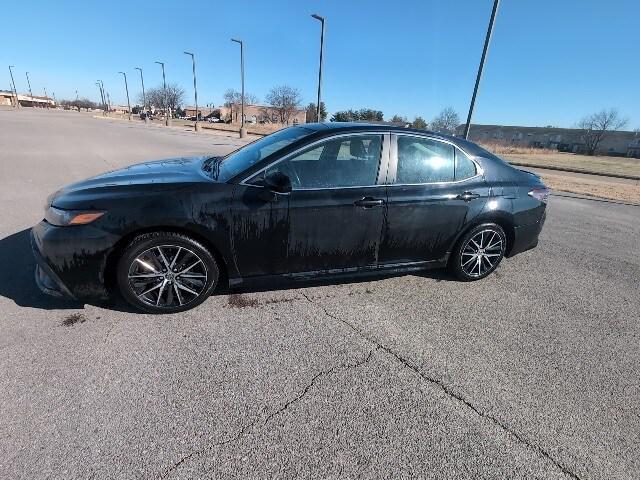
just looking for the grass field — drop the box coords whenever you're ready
[498,152,640,178]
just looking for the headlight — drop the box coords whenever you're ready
[45,206,105,226]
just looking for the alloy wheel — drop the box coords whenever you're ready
[460,229,504,278]
[127,245,208,308]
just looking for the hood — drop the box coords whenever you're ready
[49,156,216,209]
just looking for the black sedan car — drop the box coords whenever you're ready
[31,123,548,313]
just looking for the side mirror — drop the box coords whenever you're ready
[263,171,292,194]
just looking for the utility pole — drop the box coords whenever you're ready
[311,14,325,122]
[96,80,107,115]
[134,67,147,123]
[463,0,500,139]
[118,71,132,121]
[25,72,34,107]
[44,87,49,109]
[155,61,170,126]
[184,51,200,132]
[8,66,20,108]
[231,38,245,138]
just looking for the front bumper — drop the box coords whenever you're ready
[30,221,118,300]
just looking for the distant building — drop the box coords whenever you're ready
[0,90,55,107]
[217,103,306,126]
[183,106,216,118]
[461,124,640,158]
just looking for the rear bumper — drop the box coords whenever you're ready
[508,210,546,257]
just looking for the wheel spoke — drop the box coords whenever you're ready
[173,283,183,305]
[135,258,158,273]
[462,255,476,267]
[155,280,168,305]
[138,281,163,298]
[169,247,183,270]
[156,247,171,270]
[129,273,163,279]
[178,260,202,275]
[179,273,206,278]
[175,281,198,296]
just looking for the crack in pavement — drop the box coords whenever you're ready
[262,348,377,427]
[160,349,376,479]
[300,292,582,480]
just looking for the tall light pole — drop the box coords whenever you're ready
[155,61,170,126]
[311,14,325,123]
[8,66,19,108]
[96,80,106,115]
[184,51,200,132]
[134,67,147,122]
[231,38,246,138]
[463,0,500,139]
[25,72,33,107]
[118,71,132,121]
[44,87,49,109]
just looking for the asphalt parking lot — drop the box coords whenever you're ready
[0,109,638,479]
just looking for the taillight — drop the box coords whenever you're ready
[528,187,550,203]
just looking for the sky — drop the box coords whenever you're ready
[2,0,638,128]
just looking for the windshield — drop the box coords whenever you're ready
[215,126,312,181]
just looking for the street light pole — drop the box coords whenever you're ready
[118,71,132,121]
[155,61,170,126]
[96,80,106,115]
[463,0,500,140]
[25,72,33,107]
[311,14,325,123]
[8,66,20,109]
[184,51,200,132]
[44,87,49,109]
[134,67,147,123]
[231,38,245,138]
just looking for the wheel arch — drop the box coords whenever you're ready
[104,225,230,292]
[449,213,516,261]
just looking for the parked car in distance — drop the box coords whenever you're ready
[207,117,221,123]
[31,123,548,313]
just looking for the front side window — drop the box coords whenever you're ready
[216,126,312,181]
[395,136,455,183]
[259,134,382,189]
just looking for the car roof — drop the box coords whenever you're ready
[301,122,490,157]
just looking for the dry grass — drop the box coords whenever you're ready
[479,141,556,156]
[540,172,640,204]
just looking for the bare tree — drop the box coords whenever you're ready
[577,109,628,155]
[431,107,460,135]
[223,89,259,122]
[137,83,185,114]
[265,85,302,124]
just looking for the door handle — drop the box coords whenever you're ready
[354,197,385,208]
[456,191,480,202]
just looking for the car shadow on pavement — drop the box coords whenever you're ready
[0,229,85,310]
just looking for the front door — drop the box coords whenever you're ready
[262,133,389,274]
[378,134,488,264]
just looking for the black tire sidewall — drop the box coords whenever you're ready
[117,232,219,313]
[451,223,506,281]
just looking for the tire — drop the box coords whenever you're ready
[450,223,506,281]
[117,232,219,314]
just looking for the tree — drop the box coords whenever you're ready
[265,85,303,124]
[431,107,460,135]
[138,83,185,113]
[330,108,383,122]
[223,89,259,122]
[305,102,327,122]
[59,98,98,111]
[577,109,628,155]
[390,114,408,124]
[411,116,428,130]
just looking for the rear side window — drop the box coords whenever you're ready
[395,136,454,183]
[455,149,477,180]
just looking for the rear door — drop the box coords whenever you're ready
[378,134,488,264]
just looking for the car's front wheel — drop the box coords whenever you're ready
[450,223,506,281]
[117,232,219,313]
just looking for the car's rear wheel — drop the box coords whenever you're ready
[450,223,506,281]
[117,232,219,313]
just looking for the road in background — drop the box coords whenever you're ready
[0,109,639,479]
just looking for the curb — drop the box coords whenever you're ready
[509,162,640,181]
